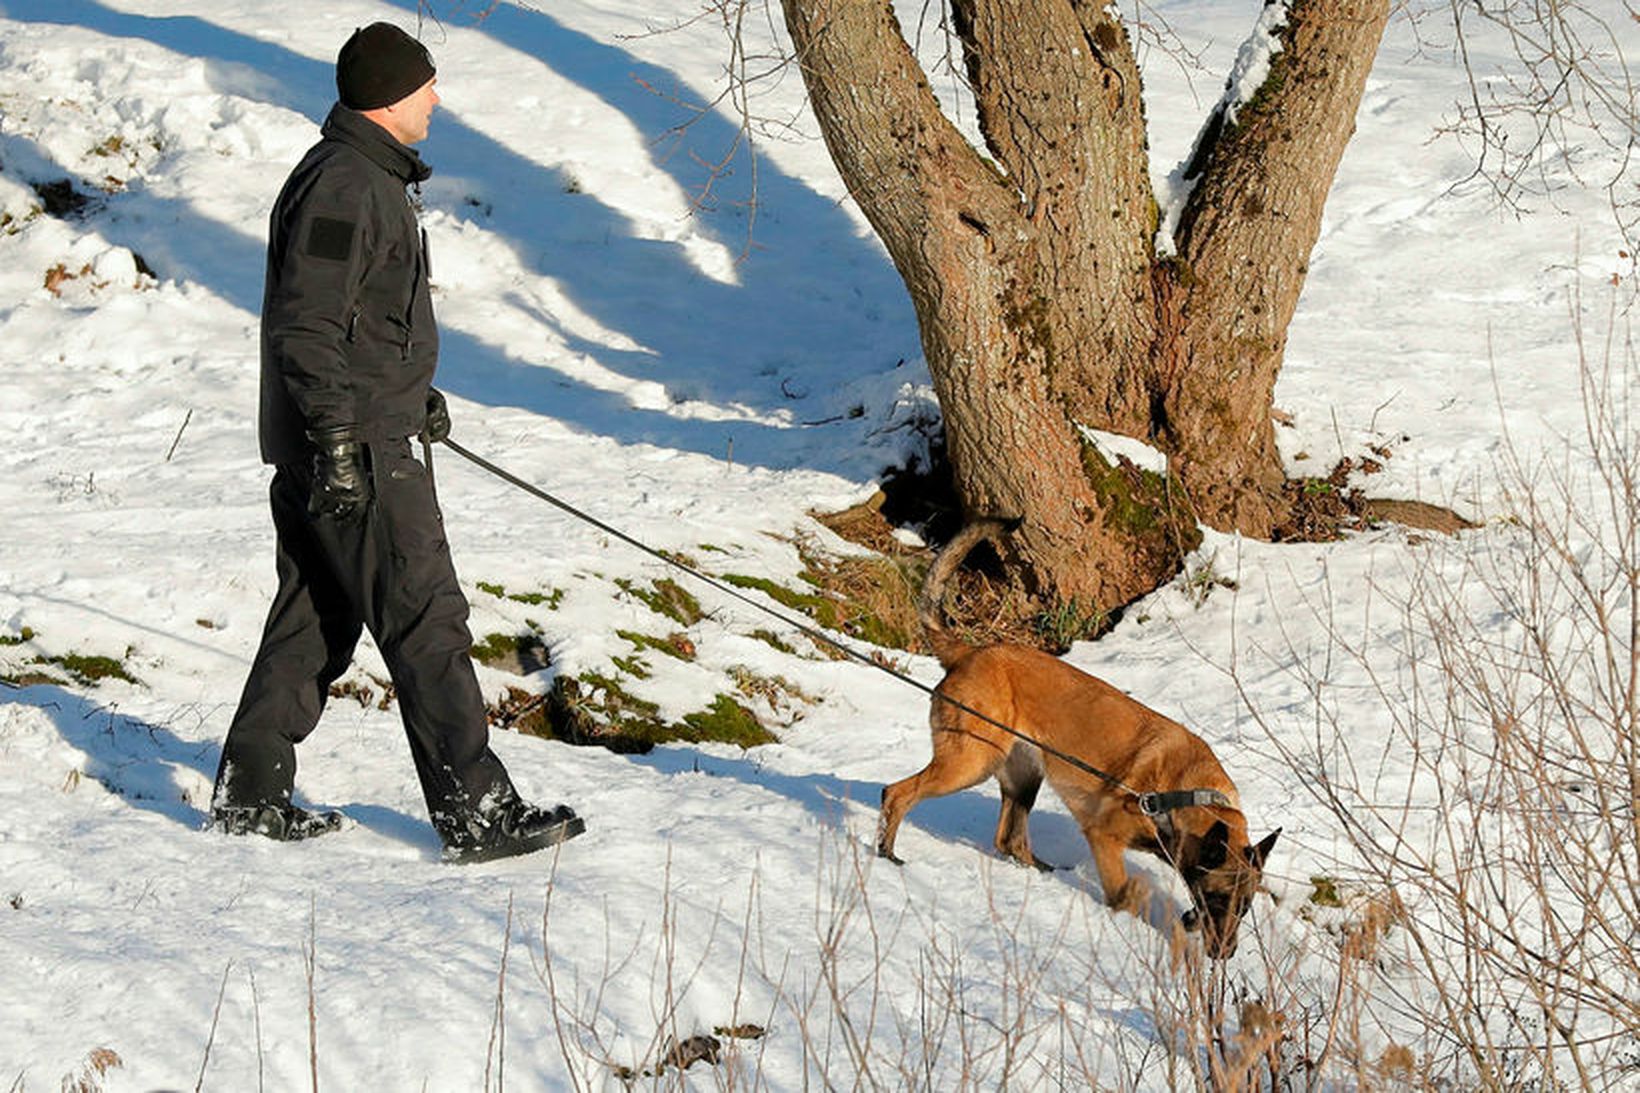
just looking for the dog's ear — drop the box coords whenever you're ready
[1247,827,1282,870]
[1196,820,1231,870]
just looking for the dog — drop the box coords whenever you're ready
[877,520,1279,959]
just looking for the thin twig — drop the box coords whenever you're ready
[194,960,234,1093]
[305,895,319,1093]
[484,894,516,1093]
[165,407,193,462]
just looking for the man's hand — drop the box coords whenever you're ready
[307,427,370,519]
[423,387,451,444]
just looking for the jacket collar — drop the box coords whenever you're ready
[321,102,433,185]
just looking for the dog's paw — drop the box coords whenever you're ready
[1107,879,1151,916]
[877,846,906,866]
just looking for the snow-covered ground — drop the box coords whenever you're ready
[1,1,1633,1089]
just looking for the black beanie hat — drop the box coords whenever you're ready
[336,23,435,110]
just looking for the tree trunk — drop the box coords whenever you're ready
[1161,0,1393,534]
[782,0,1389,623]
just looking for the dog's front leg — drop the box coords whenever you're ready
[1089,834,1147,915]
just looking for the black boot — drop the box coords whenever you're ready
[443,799,585,864]
[209,803,348,842]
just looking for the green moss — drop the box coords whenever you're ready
[25,651,139,687]
[1081,444,1159,535]
[1239,48,1290,119]
[656,549,699,571]
[471,630,553,675]
[470,632,521,666]
[617,577,704,626]
[679,695,776,748]
[514,671,778,753]
[1218,25,1294,142]
[1077,441,1202,551]
[476,580,563,608]
[748,629,796,655]
[722,574,839,629]
[1309,875,1343,908]
[0,627,36,646]
[1059,440,1202,637]
[617,630,697,662]
[1002,292,1056,380]
[840,590,916,649]
[578,671,663,719]
[58,653,136,685]
[725,543,922,654]
[610,654,652,680]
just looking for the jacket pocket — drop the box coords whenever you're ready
[385,312,413,360]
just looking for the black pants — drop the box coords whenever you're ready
[214,438,515,846]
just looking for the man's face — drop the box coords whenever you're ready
[384,77,439,145]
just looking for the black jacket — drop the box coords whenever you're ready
[258,104,439,465]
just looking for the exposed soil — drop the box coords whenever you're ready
[813,442,1477,651]
[30,178,94,219]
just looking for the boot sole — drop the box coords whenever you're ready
[209,807,349,842]
[444,815,586,865]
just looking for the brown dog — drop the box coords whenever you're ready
[877,521,1279,959]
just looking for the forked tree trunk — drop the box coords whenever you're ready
[782,0,1391,619]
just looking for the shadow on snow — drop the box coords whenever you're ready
[2,0,917,476]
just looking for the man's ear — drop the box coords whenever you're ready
[1247,827,1282,870]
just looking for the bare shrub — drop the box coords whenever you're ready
[1235,301,1639,1090]
[523,825,1342,1089]
[57,1049,122,1093]
[513,315,1634,1092]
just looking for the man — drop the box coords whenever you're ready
[211,22,584,863]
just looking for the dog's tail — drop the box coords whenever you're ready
[919,517,1018,668]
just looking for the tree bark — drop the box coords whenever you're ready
[1162,0,1393,534]
[949,0,1156,434]
[782,0,1389,623]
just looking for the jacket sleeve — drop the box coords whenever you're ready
[262,167,374,436]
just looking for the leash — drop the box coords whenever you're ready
[436,436,1230,818]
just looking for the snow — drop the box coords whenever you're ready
[1153,2,1290,255]
[1,1,1635,1089]
[1078,425,1170,477]
[1219,2,1289,129]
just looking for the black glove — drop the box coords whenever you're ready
[307,426,370,520]
[423,387,451,444]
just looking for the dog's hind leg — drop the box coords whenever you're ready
[994,745,1054,870]
[878,732,1007,865]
